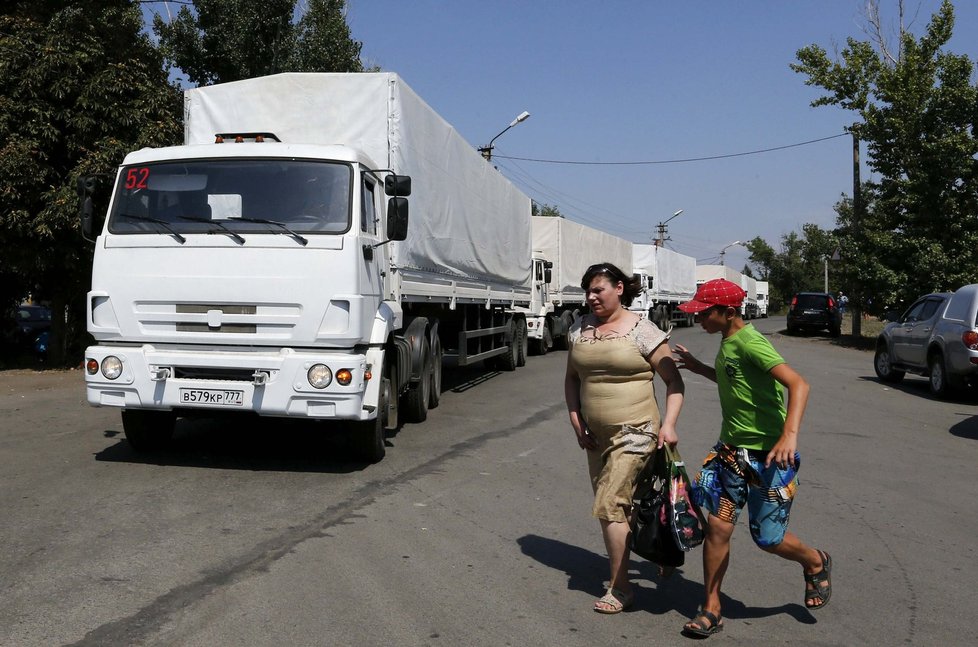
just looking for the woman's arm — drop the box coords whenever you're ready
[648,342,685,448]
[565,354,596,450]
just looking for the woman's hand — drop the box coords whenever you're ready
[657,421,678,449]
[571,413,597,450]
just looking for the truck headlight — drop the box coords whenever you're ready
[101,356,123,380]
[307,364,333,389]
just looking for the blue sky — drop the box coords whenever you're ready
[144,1,978,272]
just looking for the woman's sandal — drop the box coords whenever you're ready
[593,587,634,614]
[804,549,833,610]
[682,607,723,637]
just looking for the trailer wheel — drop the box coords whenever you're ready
[552,312,573,351]
[428,335,443,409]
[515,318,527,367]
[403,336,431,423]
[350,368,389,463]
[121,410,175,452]
[498,321,518,371]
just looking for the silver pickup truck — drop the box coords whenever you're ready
[873,284,978,397]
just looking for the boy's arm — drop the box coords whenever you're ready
[672,344,717,383]
[765,362,810,468]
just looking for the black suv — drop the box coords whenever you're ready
[786,292,842,337]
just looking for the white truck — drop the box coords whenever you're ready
[524,216,632,353]
[695,264,758,317]
[630,244,697,329]
[77,73,534,462]
[756,280,769,317]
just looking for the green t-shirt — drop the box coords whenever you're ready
[714,324,787,450]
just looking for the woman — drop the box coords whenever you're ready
[564,262,685,614]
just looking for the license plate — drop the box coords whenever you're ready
[179,388,244,406]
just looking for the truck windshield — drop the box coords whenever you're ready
[107,159,352,236]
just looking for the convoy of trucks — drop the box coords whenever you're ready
[631,244,697,329]
[76,71,763,463]
[696,265,761,319]
[525,216,632,353]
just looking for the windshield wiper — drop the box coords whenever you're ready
[178,216,246,245]
[118,214,186,243]
[235,217,309,246]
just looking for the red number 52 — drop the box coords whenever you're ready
[125,167,149,190]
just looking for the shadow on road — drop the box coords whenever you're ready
[94,416,369,473]
[516,534,816,623]
[950,415,978,440]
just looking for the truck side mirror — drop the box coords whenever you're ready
[385,174,412,197]
[77,175,100,243]
[544,268,552,284]
[387,197,409,241]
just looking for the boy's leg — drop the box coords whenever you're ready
[701,513,735,616]
[762,533,830,608]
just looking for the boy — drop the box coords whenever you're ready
[672,279,831,638]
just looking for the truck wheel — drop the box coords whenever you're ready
[403,336,431,423]
[515,318,527,367]
[928,353,953,398]
[350,370,389,463]
[538,325,552,355]
[873,344,905,383]
[121,410,175,452]
[498,321,519,371]
[552,312,573,351]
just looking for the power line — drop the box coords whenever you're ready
[495,132,849,166]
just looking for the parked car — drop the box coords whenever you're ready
[786,292,842,337]
[873,284,978,397]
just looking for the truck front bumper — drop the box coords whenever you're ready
[84,345,379,420]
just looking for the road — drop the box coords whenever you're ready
[1,317,975,646]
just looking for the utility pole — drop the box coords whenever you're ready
[851,129,862,338]
[654,209,684,247]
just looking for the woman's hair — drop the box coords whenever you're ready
[580,262,643,307]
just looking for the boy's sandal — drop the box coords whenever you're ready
[804,549,832,610]
[682,607,723,637]
[593,587,634,614]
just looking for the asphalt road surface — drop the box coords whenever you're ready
[1,316,975,646]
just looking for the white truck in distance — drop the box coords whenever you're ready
[695,264,759,319]
[78,73,535,462]
[524,216,632,353]
[756,280,769,317]
[630,244,697,329]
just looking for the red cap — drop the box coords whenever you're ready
[678,279,746,313]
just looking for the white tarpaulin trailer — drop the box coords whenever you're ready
[531,216,633,304]
[185,73,532,293]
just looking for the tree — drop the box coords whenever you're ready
[793,0,978,312]
[0,1,182,365]
[745,236,776,279]
[532,202,563,218]
[154,0,365,86]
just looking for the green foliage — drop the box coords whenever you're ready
[751,226,841,308]
[154,0,365,86]
[532,202,563,218]
[793,0,978,311]
[0,0,182,364]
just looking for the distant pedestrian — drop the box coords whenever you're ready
[564,262,685,614]
[838,292,848,315]
[671,279,832,638]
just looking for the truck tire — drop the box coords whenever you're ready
[552,312,574,351]
[515,318,527,367]
[497,321,518,371]
[403,336,431,423]
[535,325,552,356]
[428,335,443,409]
[350,368,389,463]
[121,410,176,452]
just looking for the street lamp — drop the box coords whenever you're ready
[720,240,743,266]
[479,111,531,161]
[654,209,684,246]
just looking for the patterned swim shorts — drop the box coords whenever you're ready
[692,441,800,548]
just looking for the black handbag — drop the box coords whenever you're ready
[630,448,685,567]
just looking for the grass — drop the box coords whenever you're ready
[836,313,884,350]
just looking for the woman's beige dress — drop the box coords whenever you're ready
[569,316,670,522]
